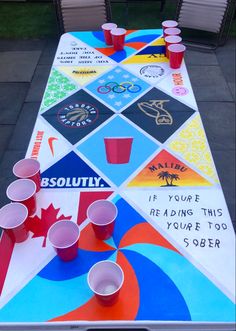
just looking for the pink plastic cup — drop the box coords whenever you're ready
[0,203,29,243]
[162,20,178,30]
[87,260,124,306]
[104,137,133,164]
[165,35,182,58]
[87,200,117,240]
[101,23,117,45]
[164,27,181,38]
[168,43,186,69]
[6,179,37,216]
[13,158,41,192]
[110,28,127,51]
[48,220,80,262]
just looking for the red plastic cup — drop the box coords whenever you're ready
[162,20,178,30]
[101,23,117,45]
[87,260,124,306]
[168,43,186,69]
[87,200,117,240]
[0,203,29,243]
[104,137,133,164]
[13,158,41,192]
[6,179,37,216]
[48,220,80,262]
[165,35,182,58]
[164,27,181,38]
[110,28,126,51]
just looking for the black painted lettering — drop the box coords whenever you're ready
[184,238,189,247]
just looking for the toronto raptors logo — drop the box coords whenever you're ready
[57,102,98,128]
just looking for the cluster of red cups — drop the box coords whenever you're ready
[0,158,123,306]
[102,23,126,51]
[162,20,186,69]
[0,158,41,243]
[48,199,123,306]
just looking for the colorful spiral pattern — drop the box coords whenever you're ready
[0,197,235,323]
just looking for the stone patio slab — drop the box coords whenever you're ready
[185,49,218,66]
[39,39,58,65]
[0,150,25,208]
[0,39,46,52]
[198,101,235,150]
[188,65,233,101]
[8,102,40,151]
[0,51,41,82]
[0,83,29,124]
[216,38,236,84]
[0,125,14,161]
[26,65,51,102]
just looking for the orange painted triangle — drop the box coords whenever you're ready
[128,149,212,187]
[77,191,113,225]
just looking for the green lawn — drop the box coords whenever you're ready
[0,2,235,39]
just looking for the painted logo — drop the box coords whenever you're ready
[140,65,164,78]
[48,137,58,156]
[57,102,99,128]
[138,100,173,125]
[172,86,189,96]
[97,81,141,94]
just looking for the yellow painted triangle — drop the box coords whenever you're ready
[168,114,219,183]
[57,66,112,85]
[151,37,165,46]
[123,38,168,64]
[128,149,212,187]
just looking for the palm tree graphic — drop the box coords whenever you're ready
[157,171,180,186]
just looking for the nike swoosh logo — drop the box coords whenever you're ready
[48,137,58,156]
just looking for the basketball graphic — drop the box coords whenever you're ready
[66,108,89,122]
[57,102,99,128]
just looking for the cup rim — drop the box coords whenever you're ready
[87,199,118,226]
[48,220,80,249]
[101,23,117,31]
[13,158,40,178]
[87,260,124,296]
[6,179,37,202]
[164,35,182,43]
[164,27,181,34]
[168,43,186,52]
[104,136,133,140]
[110,28,127,36]
[162,20,178,28]
[0,202,28,229]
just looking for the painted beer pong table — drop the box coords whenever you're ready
[0,29,235,330]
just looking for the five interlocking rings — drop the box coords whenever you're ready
[97,81,142,94]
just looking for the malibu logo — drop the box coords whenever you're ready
[41,176,105,188]
[57,102,98,128]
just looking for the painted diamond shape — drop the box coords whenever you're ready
[122,37,168,64]
[41,151,110,189]
[123,62,172,85]
[168,114,219,183]
[70,29,162,63]
[122,87,196,143]
[40,67,78,113]
[41,90,114,145]
[127,149,212,188]
[86,66,150,111]
[78,116,158,186]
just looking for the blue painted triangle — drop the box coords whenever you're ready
[41,151,110,189]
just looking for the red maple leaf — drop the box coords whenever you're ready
[26,204,72,247]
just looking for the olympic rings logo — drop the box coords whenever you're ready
[97,81,142,94]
